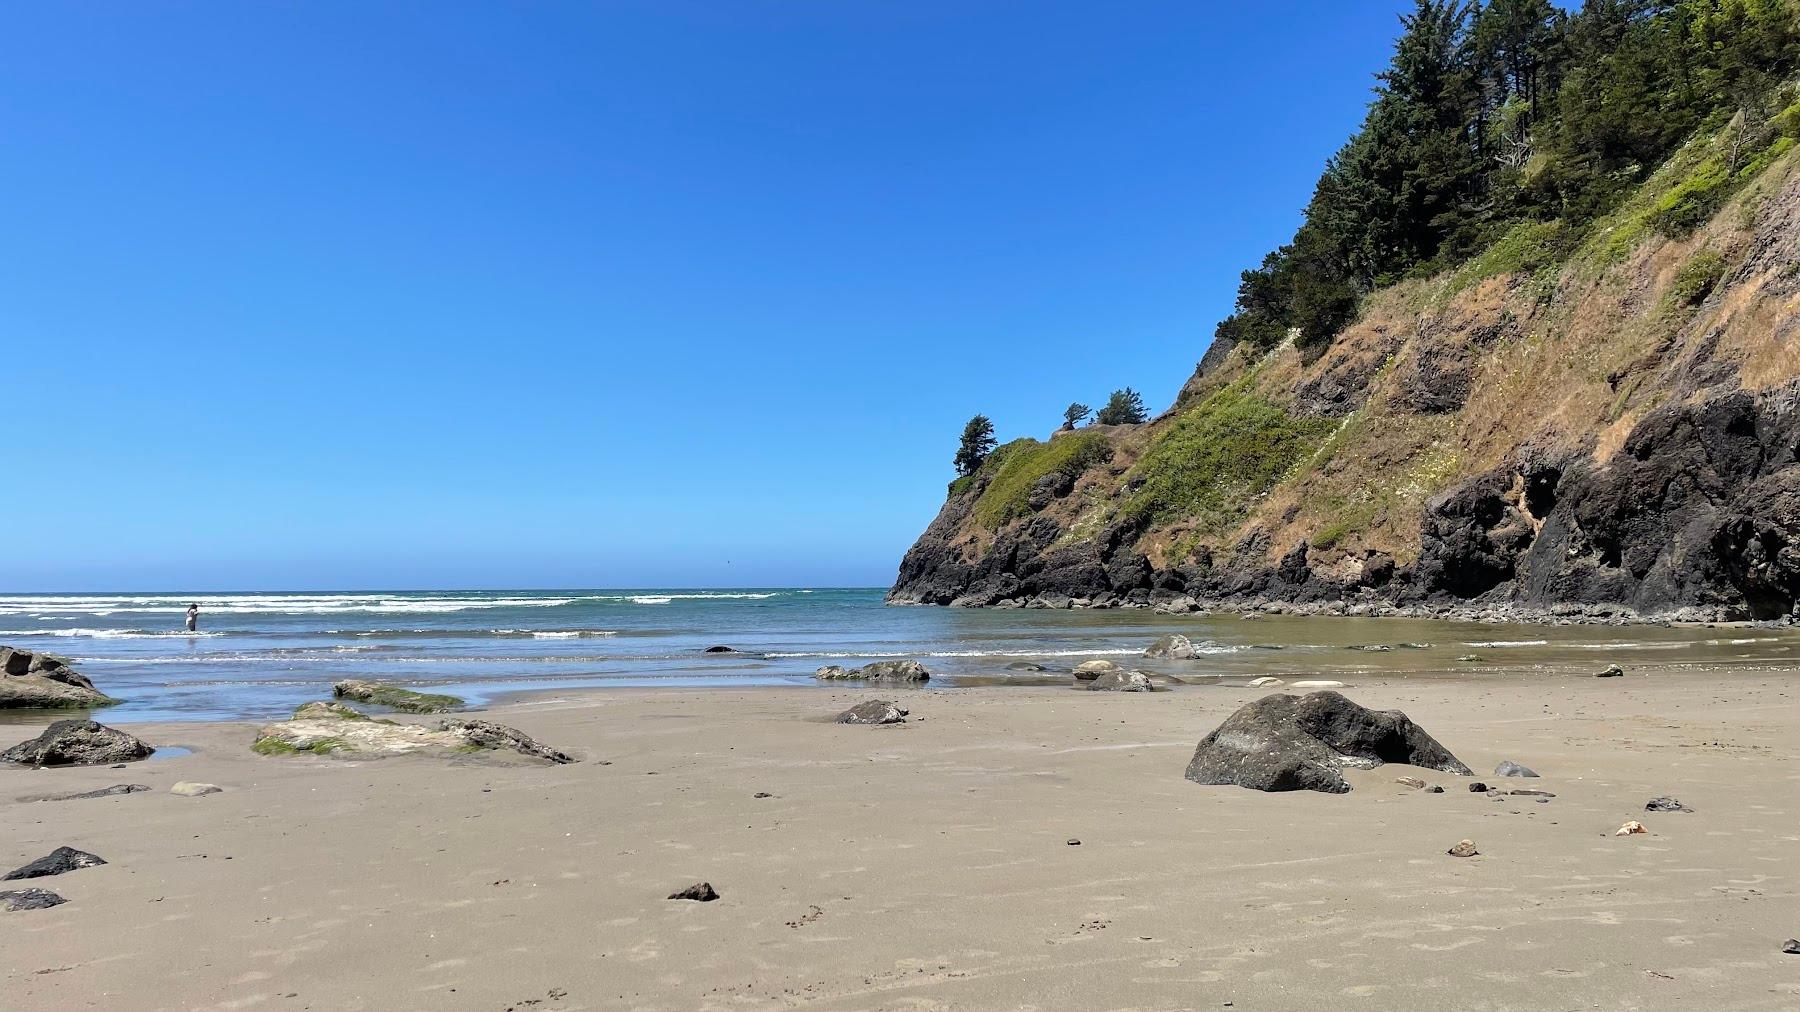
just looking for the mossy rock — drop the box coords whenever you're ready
[332,679,464,713]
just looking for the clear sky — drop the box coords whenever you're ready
[6,1,1411,591]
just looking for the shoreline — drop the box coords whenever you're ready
[5,669,1799,1009]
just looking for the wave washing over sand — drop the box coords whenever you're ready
[1,588,1794,722]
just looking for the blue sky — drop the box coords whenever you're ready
[6,1,1409,590]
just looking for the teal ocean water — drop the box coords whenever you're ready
[1,589,1794,722]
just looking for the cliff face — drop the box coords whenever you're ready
[891,139,1800,622]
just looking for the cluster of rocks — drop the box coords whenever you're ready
[1071,659,1155,692]
[0,647,119,709]
[0,846,108,913]
[814,660,931,684]
[254,701,573,763]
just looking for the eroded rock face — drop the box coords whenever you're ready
[0,648,117,709]
[1,720,154,767]
[1184,691,1471,794]
[836,700,908,725]
[814,660,930,683]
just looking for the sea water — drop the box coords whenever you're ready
[0,589,1793,721]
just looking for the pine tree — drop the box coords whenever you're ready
[1095,388,1148,425]
[953,415,997,477]
[1061,402,1092,430]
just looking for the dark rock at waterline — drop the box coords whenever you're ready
[814,660,930,683]
[1596,663,1625,678]
[3,847,106,881]
[1086,669,1154,692]
[1646,795,1693,812]
[703,645,739,654]
[24,784,151,803]
[1184,691,1471,794]
[669,882,719,902]
[0,887,66,911]
[1144,634,1202,659]
[1,720,154,767]
[836,700,908,725]
[0,647,117,709]
[1494,760,1538,778]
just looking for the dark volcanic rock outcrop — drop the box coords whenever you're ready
[1184,691,1471,794]
[4,847,106,881]
[0,648,118,709]
[2,720,154,767]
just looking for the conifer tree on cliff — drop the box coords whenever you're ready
[953,415,997,477]
[1095,388,1148,425]
[1061,402,1091,430]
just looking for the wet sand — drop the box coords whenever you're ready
[3,671,1798,1010]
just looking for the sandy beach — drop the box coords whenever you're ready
[3,671,1798,1011]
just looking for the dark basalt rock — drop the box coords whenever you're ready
[4,846,106,881]
[1645,795,1693,813]
[0,887,66,911]
[1494,760,1538,778]
[23,784,151,802]
[1184,691,1471,794]
[2,720,154,767]
[668,882,718,902]
[836,700,908,725]
[1467,781,1489,793]
[702,645,739,654]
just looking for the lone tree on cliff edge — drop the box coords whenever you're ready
[953,415,997,477]
[1061,402,1091,430]
[1095,388,1147,425]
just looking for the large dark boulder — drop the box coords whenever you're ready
[1,720,155,767]
[3,847,106,881]
[1184,691,1471,794]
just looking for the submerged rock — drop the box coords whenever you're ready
[254,704,573,763]
[1085,669,1154,692]
[0,887,66,911]
[836,700,908,725]
[668,882,719,902]
[1144,634,1201,659]
[1494,760,1539,778]
[703,645,739,654]
[1,720,153,767]
[1184,691,1471,794]
[3,847,106,881]
[0,647,118,709]
[332,679,463,713]
[813,660,930,684]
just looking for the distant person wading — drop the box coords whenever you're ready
[186,603,199,633]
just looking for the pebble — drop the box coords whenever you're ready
[1447,839,1479,858]
[1467,782,1488,793]
[1066,839,1081,846]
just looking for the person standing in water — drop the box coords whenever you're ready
[186,603,199,632]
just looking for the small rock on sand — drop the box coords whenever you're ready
[1447,839,1479,857]
[1494,760,1538,778]
[1467,782,1488,792]
[1066,838,1081,846]
[1,720,154,767]
[1645,795,1692,812]
[171,782,223,797]
[1085,669,1154,692]
[669,882,719,902]
[3,847,106,881]
[1596,663,1625,678]
[835,700,907,725]
[1615,820,1648,836]
[1395,777,1426,789]
[1782,938,1800,955]
[0,887,67,911]
[1425,785,1445,793]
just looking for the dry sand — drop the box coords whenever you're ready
[2,671,1797,1010]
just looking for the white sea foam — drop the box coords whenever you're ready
[1463,639,1550,648]
[630,596,673,605]
[0,594,578,616]
[0,627,225,639]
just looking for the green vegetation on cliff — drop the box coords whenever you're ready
[1125,382,1335,534]
[971,433,1113,528]
[1216,0,1800,354]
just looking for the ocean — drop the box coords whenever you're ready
[1,588,1794,722]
